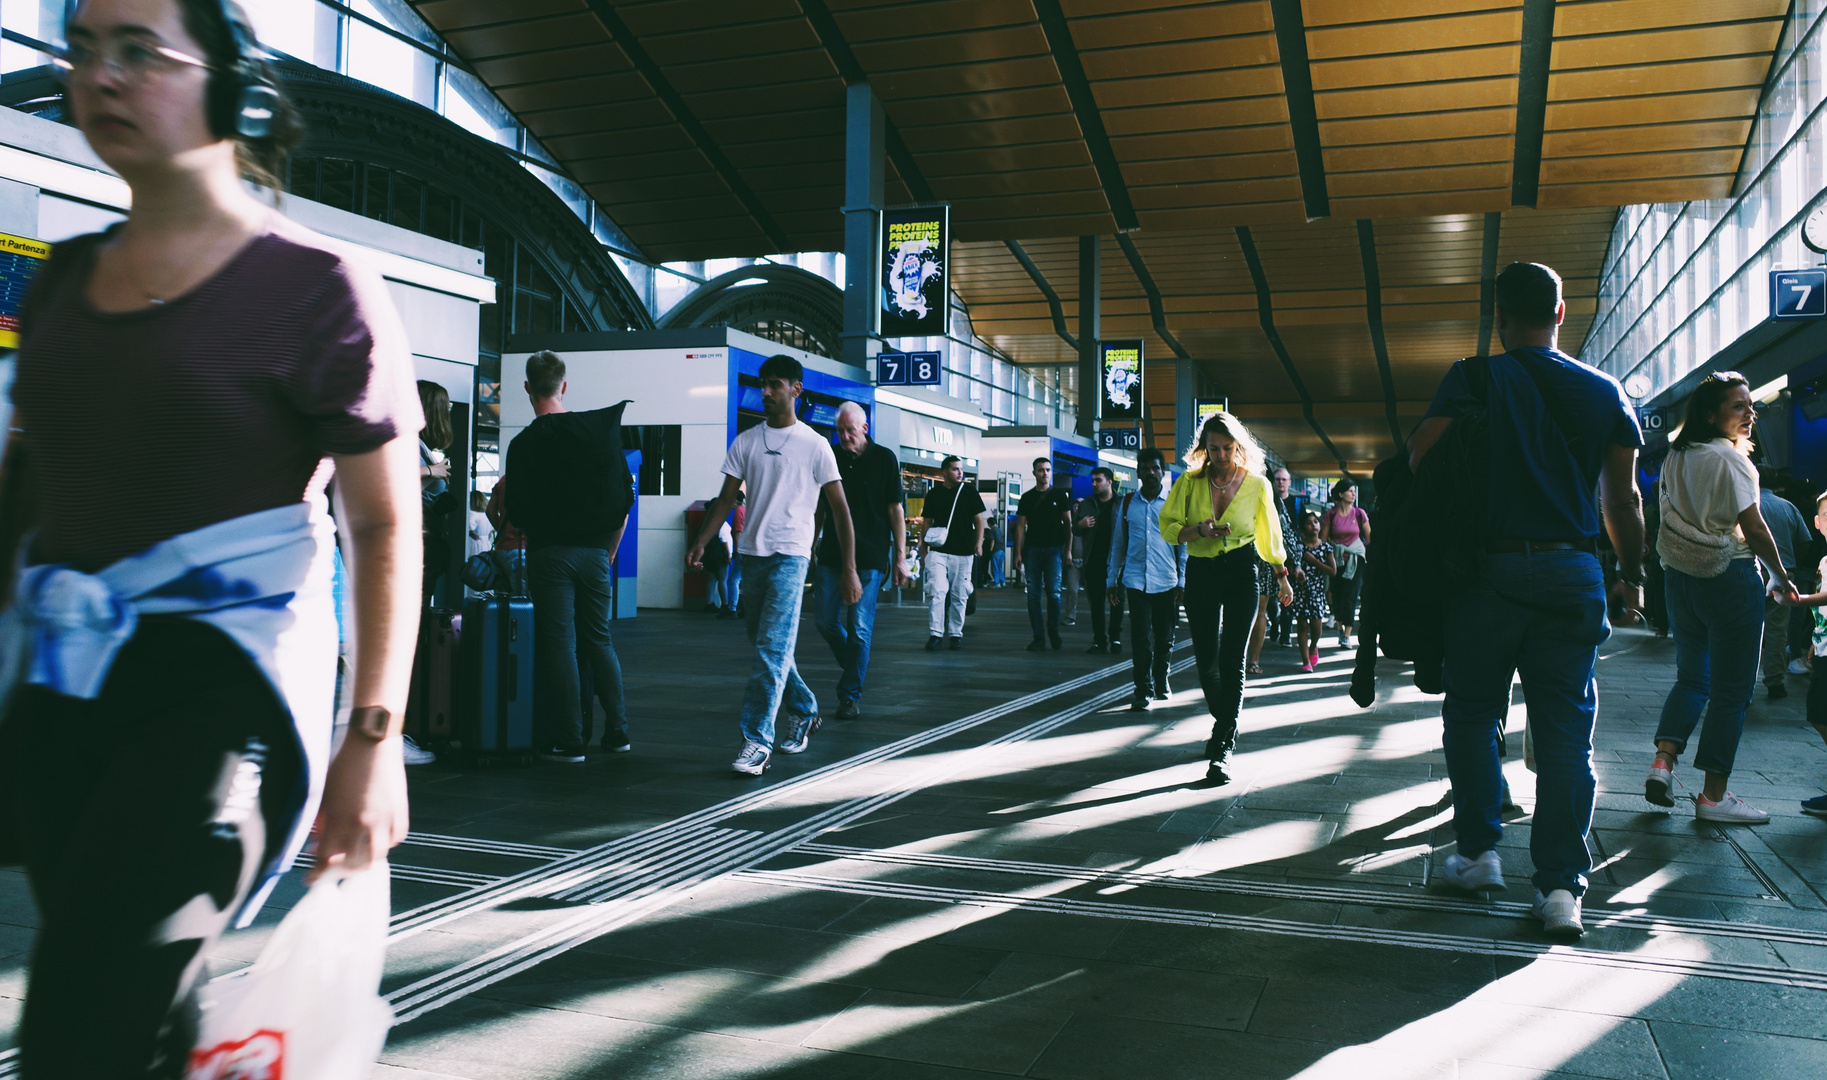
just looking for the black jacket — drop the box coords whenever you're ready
[505,401,636,551]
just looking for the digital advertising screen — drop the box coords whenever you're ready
[880,205,949,339]
[1194,398,1228,433]
[1100,339,1143,421]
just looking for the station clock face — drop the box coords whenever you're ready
[1806,203,1827,254]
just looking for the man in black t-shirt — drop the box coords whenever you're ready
[813,402,907,719]
[919,454,988,650]
[1014,456,1074,650]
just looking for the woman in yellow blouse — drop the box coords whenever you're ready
[1161,411,1292,784]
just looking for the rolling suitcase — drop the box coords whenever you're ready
[404,607,460,743]
[460,592,535,764]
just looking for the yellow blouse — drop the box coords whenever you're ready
[1160,469,1287,565]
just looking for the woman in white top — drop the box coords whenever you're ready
[1649,372,1794,823]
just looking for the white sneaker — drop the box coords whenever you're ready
[731,740,772,776]
[1644,759,1675,807]
[401,735,436,766]
[778,713,821,755]
[1532,889,1584,937]
[1791,658,1812,676]
[1695,791,1771,824]
[1439,850,1505,893]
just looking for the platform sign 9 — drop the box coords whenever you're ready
[877,352,908,385]
[1772,268,1827,319]
[907,351,942,386]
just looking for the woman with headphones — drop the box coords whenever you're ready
[0,1,420,1075]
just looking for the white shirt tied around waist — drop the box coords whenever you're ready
[0,499,340,925]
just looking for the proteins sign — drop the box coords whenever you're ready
[880,206,949,338]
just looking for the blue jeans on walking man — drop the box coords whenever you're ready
[1441,550,1609,897]
[1658,559,1764,776]
[1024,545,1063,641]
[813,565,884,707]
[739,554,819,746]
[529,545,629,753]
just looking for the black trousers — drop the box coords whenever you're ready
[1185,548,1260,757]
[1085,560,1126,644]
[0,618,301,1079]
[1126,588,1179,696]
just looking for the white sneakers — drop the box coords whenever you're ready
[1532,889,1584,937]
[401,735,436,766]
[1440,850,1505,894]
[1644,759,1675,807]
[1790,657,1812,676]
[778,713,821,755]
[1694,791,1771,824]
[731,740,772,776]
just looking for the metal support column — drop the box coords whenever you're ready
[1077,235,1099,439]
[842,83,884,370]
[1175,358,1197,461]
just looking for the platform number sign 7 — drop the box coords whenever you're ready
[876,352,908,385]
[1772,269,1827,319]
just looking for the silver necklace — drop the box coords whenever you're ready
[761,422,792,456]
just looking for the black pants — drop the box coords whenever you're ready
[1185,548,1260,757]
[1126,588,1179,696]
[1331,566,1363,627]
[1809,657,1827,729]
[0,619,301,1079]
[1085,560,1126,644]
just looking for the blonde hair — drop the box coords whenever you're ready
[1185,410,1267,478]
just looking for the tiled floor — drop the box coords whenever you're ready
[6,586,1827,1078]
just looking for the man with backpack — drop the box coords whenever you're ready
[1406,262,1644,938]
[506,350,637,762]
[1107,449,1185,709]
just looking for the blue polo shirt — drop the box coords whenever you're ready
[1424,347,1642,542]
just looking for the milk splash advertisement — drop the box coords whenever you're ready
[1100,339,1143,421]
[880,205,949,338]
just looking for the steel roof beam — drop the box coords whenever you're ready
[1235,226,1351,474]
[1032,0,1140,233]
[1268,0,1329,221]
[1007,240,1079,355]
[799,0,936,204]
[1511,0,1556,208]
[582,0,789,252]
[1114,233,1190,362]
[1354,220,1405,451]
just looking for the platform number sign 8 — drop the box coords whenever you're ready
[1772,269,1827,319]
[908,351,942,386]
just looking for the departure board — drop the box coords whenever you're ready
[0,232,49,348]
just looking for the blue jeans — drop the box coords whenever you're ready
[738,554,818,746]
[1658,559,1764,775]
[1442,550,1609,897]
[813,565,884,705]
[724,555,743,611]
[529,545,628,752]
[1024,545,1063,639]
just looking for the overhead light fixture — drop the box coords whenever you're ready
[1751,374,1788,404]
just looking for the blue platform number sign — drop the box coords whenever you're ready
[907,351,942,386]
[876,352,908,385]
[1096,428,1141,451]
[1772,269,1827,319]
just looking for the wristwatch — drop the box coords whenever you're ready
[348,705,393,743]
[1618,573,1645,590]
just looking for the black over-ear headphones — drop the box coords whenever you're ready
[204,0,279,140]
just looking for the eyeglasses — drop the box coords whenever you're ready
[52,39,209,84]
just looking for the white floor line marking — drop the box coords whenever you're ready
[735,870,1827,992]
[384,659,1195,1023]
[793,843,1827,948]
[384,650,1174,939]
[402,833,579,860]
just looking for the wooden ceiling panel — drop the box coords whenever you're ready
[918,141,1093,177]
[1067,2,1275,49]
[1131,177,1304,209]
[1542,119,1752,158]
[1102,98,1290,136]
[1322,108,1514,146]
[471,43,628,87]
[415,0,582,30]
[1316,78,1517,120]
[440,13,607,59]
[1306,9,1522,59]
[1539,148,1741,185]
[1078,36,1281,80]
[616,0,806,35]
[1554,0,1789,37]
[1302,0,1517,27]
[1538,176,1736,208]
[1091,69,1285,110]
[1555,22,1785,70]
[870,57,1061,98]
[1324,136,1512,173]
[1545,88,1761,129]
[1112,126,1293,158]
[831,0,1038,41]
[850,26,1052,72]
[1329,163,1512,198]
[1550,57,1773,101]
[1330,190,1512,219]
[1123,151,1298,185]
[497,71,651,113]
[1310,44,1517,92]
[636,21,825,67]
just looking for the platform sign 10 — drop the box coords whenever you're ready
[1096,428,1141,451]
[1772,268,1827,319]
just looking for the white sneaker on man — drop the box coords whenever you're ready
[1532,889,1584,937]
[401,735,436,766]
[731,740,772,776]
[1694,791,1771,824]
[1790,658,1812,676]
[1439,850,1505,893]
[778,713,821,754]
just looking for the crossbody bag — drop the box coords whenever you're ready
[924,485,964,547]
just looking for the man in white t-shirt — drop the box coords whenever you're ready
[689,355,862,775]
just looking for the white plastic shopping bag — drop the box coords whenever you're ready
[184,865,393,1080]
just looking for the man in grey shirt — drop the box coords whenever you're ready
[1758,467,1812,699]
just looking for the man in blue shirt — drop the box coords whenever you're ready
[1107,449,1186,710]
[1407,262,1645,939]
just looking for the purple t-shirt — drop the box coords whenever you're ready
[13,218,421,571]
